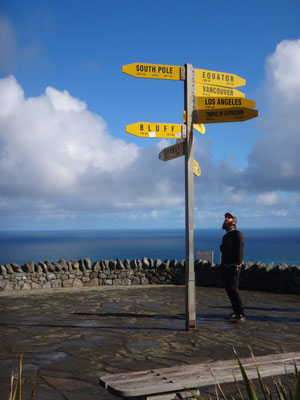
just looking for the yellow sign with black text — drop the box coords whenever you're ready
[195,108,258,124]
[194,69,246,88]
[126,122,184,139]
[195,83,245,98]
[195,97,256,110]
[122,63,182,80]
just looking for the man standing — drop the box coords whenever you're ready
[220,212,246,323]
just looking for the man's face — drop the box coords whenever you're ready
[222,216,235,231]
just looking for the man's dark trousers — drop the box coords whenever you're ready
[221,265,244,317]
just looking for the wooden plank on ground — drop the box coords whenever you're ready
[99,352,300,398]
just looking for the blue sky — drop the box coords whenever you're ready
[0,0,300,230]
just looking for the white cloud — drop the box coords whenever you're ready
[0,75,24,117]
[242,38,300,193]
[266,39,300,103]
[273,210,288,217]
[0,76,186,221]
[223,187,247,205]
[256,192,279,205]
[46,87,86,112]
[0,76,138,206]
[151,210,158,218]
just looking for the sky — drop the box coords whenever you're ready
[0,0,300,230]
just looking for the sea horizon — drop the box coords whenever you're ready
[0,227,299,267]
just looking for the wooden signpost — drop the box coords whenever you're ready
[194,97,256,110]
[195,83,245,98]
[193,159,201,177]
[158,142,201,177]
[193,124,206,134]
[123,62,258,332]
[126,122,185,139]
[194,68,246,88]
[194,107,259,124]
[158,141,184,161]
[122,63,182,81]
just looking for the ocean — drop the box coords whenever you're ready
[0,228,299,267]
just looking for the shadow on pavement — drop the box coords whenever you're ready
[74,311,300,323]
[211,305,300,313]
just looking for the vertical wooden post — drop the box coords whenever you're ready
[184,63,196,331]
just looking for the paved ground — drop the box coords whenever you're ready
[0,285,299,399]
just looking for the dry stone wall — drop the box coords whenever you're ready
[0,257,299,294]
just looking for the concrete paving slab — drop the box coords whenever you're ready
[0,285,299,399]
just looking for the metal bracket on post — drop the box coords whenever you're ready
[192,98,198,124]
[193,97,197,112]
[191,68,196,96]
[181,124,187,139]
[180,66,186,81]
[192,110,198,124]
[191,69,196,96]
[191,82,195,96]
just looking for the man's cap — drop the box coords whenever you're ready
[224,212,237,223]
[225,212,234,219]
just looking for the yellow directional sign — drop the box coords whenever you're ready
[158,141,184,161]
[195,83,245,98]
[193,159,201,177]
[193,124,206,134]
[122,63,182,81]
[159,143,201,177]
[126,122,185,139]
[194,97,256,110]
[195,108,258,124]
[194,69,246,88]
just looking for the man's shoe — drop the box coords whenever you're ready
[233,315,246,324]
[225,312,236,320]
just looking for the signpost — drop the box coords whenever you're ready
[194,107,259,124]
[158,142,201,177]
[158,142,184,161]
[126,122,185,139]
[194,97,256,110]
[123,61,258,332]
[193,124,206,134]
[122,63,182,81]
[195,84,245,98]
[193,159,201,177]
[194,68,246,88]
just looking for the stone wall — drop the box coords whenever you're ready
[0,258,299,294]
